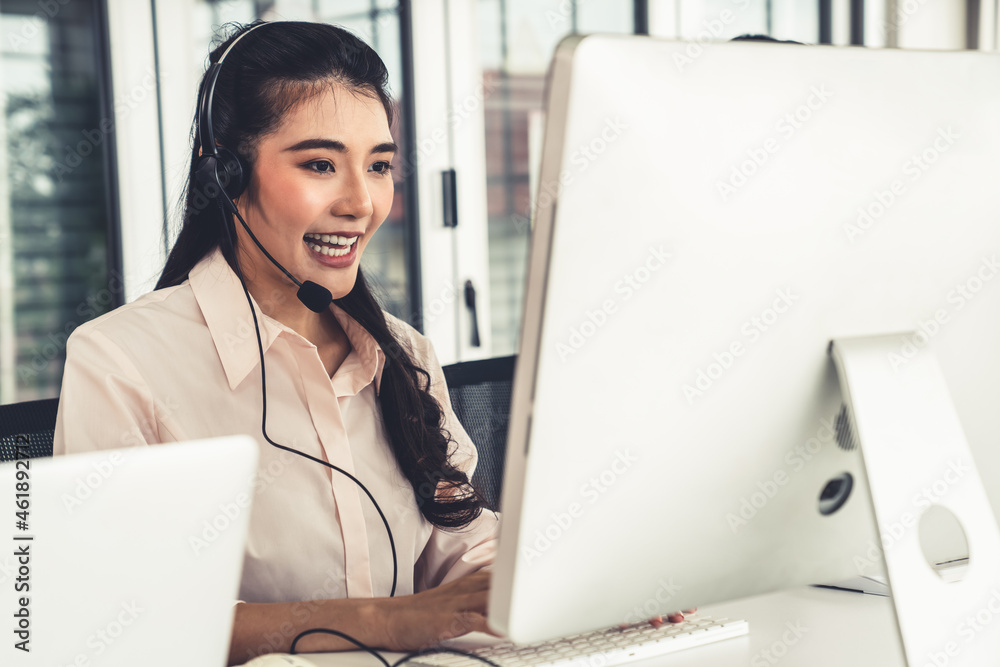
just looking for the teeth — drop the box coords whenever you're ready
[304,233,360,247]
[304,234,360,259]
[306,239,351,257]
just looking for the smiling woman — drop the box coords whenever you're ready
[51,20,498,665]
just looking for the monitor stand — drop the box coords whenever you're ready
[831,334,1000,667]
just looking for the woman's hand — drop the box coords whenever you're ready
[648,608,697,628]
[621,608,698,630]
[374,570,495,651]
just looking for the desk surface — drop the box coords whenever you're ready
[267,586,906,667]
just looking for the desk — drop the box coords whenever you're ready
[267,586,906,667]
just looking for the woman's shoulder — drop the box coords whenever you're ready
[70,282,203,348]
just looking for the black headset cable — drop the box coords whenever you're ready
[217,196,398,599]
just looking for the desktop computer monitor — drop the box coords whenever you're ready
[488,34,1000,654]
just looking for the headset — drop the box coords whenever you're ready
[192,21,398,598]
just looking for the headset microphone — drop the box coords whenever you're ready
[297,281,335,313]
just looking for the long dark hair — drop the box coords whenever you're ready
[157,21,483,530]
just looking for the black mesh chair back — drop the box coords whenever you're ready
[443,355,516,511]
[0,398,59,461]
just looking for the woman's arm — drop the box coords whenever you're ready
[228,570,492,665]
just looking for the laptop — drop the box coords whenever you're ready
[0,436,257,666]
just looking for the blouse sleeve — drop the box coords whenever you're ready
[409,333,501,591]
[53,326,159,456]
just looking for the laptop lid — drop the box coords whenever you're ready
[1,436,257,666]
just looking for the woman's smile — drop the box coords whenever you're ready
[303,232,361,267]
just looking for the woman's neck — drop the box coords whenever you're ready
[243,269,346,352]
[232,248,352,375]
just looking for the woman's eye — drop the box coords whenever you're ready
[370,161,394,175]
[306,160,334,173]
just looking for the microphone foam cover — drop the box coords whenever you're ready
[297,281,333,313]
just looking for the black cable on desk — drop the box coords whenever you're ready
[287,627,501,667]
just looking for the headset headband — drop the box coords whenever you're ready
[197,22,271,159]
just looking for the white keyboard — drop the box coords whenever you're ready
[408,615,749,667]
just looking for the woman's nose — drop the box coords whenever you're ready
[331,170,374,219]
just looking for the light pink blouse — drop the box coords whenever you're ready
[53,248,498,602]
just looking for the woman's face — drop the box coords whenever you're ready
[236,84,395,303]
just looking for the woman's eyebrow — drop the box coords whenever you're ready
[283,138,398,154]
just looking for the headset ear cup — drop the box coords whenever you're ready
[216,147,249,200]
[193,150,249,202]
[194,155,221,194]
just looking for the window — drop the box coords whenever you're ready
[1,0,120,402]
[478,0,635,355]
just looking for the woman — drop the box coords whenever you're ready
[54,20,498,664]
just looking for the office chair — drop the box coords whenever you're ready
[443,355,516,511]
[0,398,59,461]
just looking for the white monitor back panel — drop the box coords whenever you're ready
[490,35,1000,643]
